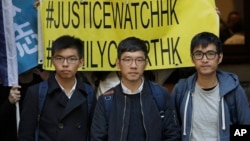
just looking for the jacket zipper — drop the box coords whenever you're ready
[120,95,127,141]
[173,110,178,125]
[140,92,148,141]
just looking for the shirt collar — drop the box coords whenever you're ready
[55,75,77,99]
[121,78,144,94]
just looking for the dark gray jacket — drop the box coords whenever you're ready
[91,81,180,141]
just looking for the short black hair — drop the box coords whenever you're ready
[190,32,222,54]
[117,37,148,59]
[51,35,83,58]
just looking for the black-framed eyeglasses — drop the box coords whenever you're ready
[121,57,146,66]
[192,51,218,60]
[53,56,79,64]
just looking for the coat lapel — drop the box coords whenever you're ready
[59,90,86,121]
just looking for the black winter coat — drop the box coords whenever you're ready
[18,74,96,141]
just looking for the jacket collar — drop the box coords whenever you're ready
[187,70,239,96]
[47,72,87,96]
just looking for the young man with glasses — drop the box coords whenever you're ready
[18,35,96,141]
[90,36,180,141]
[172,32,250,141]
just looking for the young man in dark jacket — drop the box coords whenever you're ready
[172,32,250,141]
[91,37,180,141]
[18,35,96,141]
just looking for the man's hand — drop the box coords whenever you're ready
[8,85,21,104]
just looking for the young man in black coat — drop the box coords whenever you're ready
[18,35,96,141]
[91,37,180,141]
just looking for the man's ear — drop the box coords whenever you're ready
[144,59,148,69]
[116,58,120,69]
[78,58,84,68]
[218,53,223,64]
[190,55,195,64]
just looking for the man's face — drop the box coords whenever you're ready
[52,48,83,80]
[228,14,241,28]
[191,44,223,76]
[116,51,147,84]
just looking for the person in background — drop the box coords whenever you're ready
[91,36,180,141]
[0,66,49,141]
[220,11,244,43]
[172,32,250,141]
[0,84,20,141]
[223,12,245,44]
[18,35,96,141]
[93,70,155,99]
[92,71,120,98]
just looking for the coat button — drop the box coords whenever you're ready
[58,123,64,129]
[76,122,81,129]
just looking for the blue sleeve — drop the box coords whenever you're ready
[162,86,181,141]
[171,79,188,127]
[235,85,250,124]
